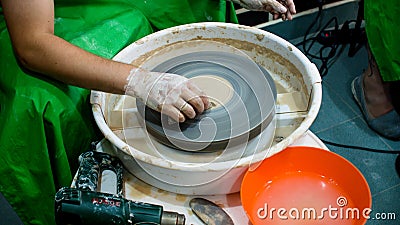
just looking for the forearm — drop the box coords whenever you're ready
[16,33,132,94]
[1,0,212,121]
[2,0,132,95]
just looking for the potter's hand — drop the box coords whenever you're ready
[231,0,296,20]
[125,68,209,122]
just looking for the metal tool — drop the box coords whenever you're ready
[189,198,234,225]
[55,151,185,225]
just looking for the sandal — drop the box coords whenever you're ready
[351,75,400,140]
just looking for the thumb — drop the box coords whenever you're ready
[266,0,287,13]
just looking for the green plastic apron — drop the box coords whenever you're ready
[365,0,400,82]
[0,1,237,224]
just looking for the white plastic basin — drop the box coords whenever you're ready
[90,22,322,195]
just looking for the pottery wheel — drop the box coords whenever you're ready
[136,51,276,152]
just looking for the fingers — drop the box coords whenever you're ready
[284,0,295,20]
[145,73,209,122]
[272,9,292,20]
[159,104,186,123]
[175,98,196,119]
[187,81,210,111]
[159,81,209,122]
[286,11,292,20]
[181,90,204,115]
[272,0,296,20]
[285,0,296,14]
[178,82,210,119]
[268,0,288,13]
[159,96,201,123]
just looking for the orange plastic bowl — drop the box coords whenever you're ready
[241,146,371,225]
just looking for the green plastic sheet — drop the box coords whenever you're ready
[365,0,400,82]
[0,1,237,224]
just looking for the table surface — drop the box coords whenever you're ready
[91,130,327,225]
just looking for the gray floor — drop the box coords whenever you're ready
[260,2,400,224]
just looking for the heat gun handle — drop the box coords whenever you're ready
[75,151,124,195]
[55,187,165,225]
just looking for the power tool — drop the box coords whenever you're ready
[55,151,186,225]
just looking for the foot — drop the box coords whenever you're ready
[351,75,400,140]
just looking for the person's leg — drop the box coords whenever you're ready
[351,0,400,140]
[351,44,400,140]
[362,45,394,118]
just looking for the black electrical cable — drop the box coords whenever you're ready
[295,1,323,47]
[319,137,400,154]
[302,16,339,60]
[294,1,344,77]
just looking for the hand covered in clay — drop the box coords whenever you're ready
[125,68,209,122]
[231,0,296,20]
